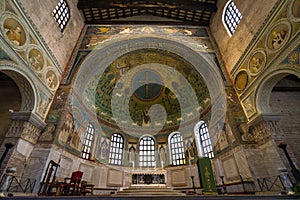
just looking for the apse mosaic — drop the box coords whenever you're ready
[69,24,227,141]
[93,48,211,136]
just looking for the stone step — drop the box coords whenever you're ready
[2,194,300,199]
[116,186,186,196]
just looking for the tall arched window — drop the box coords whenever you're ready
[139,136,155,167]
[81,123,95,160]
[222,0,242,37]
[109,133,124,165]
[194,121,214,159]
[169,132,185,166]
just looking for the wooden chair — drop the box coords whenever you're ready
[38,160,60,196]
[80,180,95,196]
[61,171,84,195]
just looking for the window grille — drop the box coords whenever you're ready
[52,0,70,32]
[81,123,94,160]
[109,133,124,165]
[169,132,186,165]
[223,0,242,36]
[139,136,156,167]
[194,121,214,159]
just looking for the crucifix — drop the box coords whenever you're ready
[138,71,156,99]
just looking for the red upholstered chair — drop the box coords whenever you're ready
[62,171,84,195]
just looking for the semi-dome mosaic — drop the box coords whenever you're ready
[94,48,211,137]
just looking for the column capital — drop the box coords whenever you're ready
[248,113,281,126]
[241,113,284,143]
[10,111,46,130]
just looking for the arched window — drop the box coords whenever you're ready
[109,133,124,165]
[194,121,214,158]
[81,123,95,160]
[52,0,70,32]
[139,136,155,167]
[222,0,242,37]
[169,132,185,166]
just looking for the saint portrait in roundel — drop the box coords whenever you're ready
[266,21,291,52]
[45,70,58,90]
[235,71,248,91]
[248,50,266,76]
[28,48,44,71]
[3,18,26,46]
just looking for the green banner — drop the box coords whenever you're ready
[197,157,217,194]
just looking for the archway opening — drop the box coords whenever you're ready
[0,72,21,145]
[269,74,300,168]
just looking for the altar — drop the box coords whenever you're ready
[131,170,166,185]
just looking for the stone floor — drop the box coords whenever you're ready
[1,194,300,200]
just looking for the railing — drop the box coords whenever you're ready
[256,174,287,193]
[0,174,36,193]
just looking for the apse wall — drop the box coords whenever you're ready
[62,25,227,164]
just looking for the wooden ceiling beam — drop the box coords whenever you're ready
[77,0,217,12]
[82,20,207,26]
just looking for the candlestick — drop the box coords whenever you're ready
[188,157,194,177]
[217,159,224,177]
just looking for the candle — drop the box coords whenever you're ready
[217,159,224,176]
[189,158,193,176]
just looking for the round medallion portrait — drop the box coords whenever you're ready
[248,50,266,76]
[235,71,248,91]
[45,70,58,90]
[266,21,291,52]
[3,18,26,46]
[28,48,45,71]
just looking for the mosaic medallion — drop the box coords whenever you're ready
[248,50,266,76]
[3,17,26,47]
[235,71,248,91]
[28,48,45,71]
[266,21,291,52]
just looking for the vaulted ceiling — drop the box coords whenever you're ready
[77,0,218,26]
